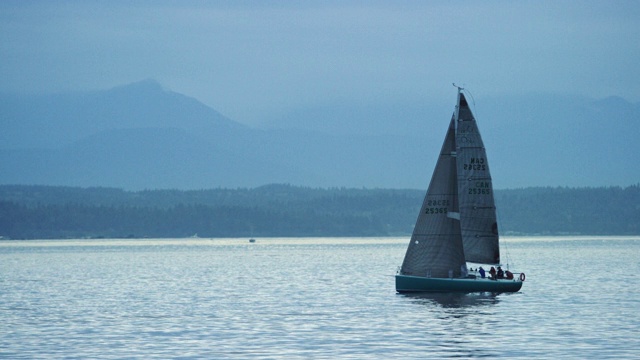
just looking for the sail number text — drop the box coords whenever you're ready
[463,157,486,171]
[425,200,449,214]
[469,181,491,195]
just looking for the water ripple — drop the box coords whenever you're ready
[1,237,639,358]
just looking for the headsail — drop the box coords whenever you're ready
[400,117,466,278]
[455,92,500,264]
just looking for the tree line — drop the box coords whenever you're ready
[0,184,638,239]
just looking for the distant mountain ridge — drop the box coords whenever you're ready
[1,80,638,189]
[0,79,243,149]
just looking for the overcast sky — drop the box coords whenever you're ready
[1,1,639,125]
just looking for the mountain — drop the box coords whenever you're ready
[0,80,425,189]
[265,93,640,189]
[0,80,303,189]
[0,80,242,149]
[1,81,638,189]
[480,93,639,188]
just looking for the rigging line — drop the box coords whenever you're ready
[494,194,514,269]
[461,87,480,122]
[452,82,475,109]
[463,87,476,108]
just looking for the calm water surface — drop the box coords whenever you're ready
[1,236,639,359]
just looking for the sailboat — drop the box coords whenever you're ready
[396,86,525,293]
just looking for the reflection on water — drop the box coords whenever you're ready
[399,292,501,308]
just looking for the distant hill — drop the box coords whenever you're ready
[1,80,638,189]
[1,184,638,239]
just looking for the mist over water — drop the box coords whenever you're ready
[1,237,639,358]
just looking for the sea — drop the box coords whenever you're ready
[1,236,639,359]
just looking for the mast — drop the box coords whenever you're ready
[454,84,463,129]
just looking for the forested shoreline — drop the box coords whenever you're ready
[1,184,638,239]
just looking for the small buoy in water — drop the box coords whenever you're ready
[249,238,256,243]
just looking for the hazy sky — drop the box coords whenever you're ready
[1,1,639,125]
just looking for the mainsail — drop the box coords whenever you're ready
[399,89,500,279]
[455,92,500,264]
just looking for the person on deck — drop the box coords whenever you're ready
[505,270,514,280]
[478,267,486,278]
[489,266,496,280]
[497,266,504,279]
